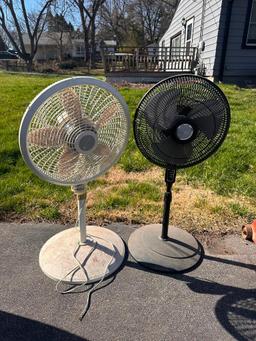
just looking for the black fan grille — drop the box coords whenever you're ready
[134,75,230,169]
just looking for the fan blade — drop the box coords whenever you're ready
[60,88,83,120]
[152,136,193,165]
[96,103,119,128]
[28,127,64,147]
[191,115,215,139]
[188,101,217,139]
[145,90,181,130]
[58,148,79,175]
[59,89,95,129]
[92,143,111,157]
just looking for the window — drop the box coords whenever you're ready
[170,33,181,58]
[247,0,256,45]
[161,40,165,58]
[171,33,181,48]
[243,0,256,47]
[76,44,85,56]
[185,18,194,55]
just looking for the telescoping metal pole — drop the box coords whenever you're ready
[161,168,176,240]
[72,184,87,244]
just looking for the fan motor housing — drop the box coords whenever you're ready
[74,130,98,154]
[176,123,194,141]
[57,111,98,154]
[172,117,197,144]
[162,116,197,145]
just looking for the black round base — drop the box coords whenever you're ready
[128,224,204,273]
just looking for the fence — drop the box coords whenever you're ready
[101,46,198,73]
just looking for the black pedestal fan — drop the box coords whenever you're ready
[128,75,230,273]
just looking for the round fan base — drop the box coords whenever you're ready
[128,224,204,273]
[39,226,125,284]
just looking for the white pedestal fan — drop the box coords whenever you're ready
[19,77,130,284]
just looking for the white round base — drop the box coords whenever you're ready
[128,224,203,273]
[39,226,125,284]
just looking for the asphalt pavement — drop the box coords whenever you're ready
[0,223,255,341]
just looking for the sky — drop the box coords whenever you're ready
[18,1,80,28]
[24,0,39,11]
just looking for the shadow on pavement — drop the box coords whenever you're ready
[0,311,89,341]
[216,290,256,341]
[126,252,256,341]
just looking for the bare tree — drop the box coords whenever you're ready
[99,0,177,46]
[72,0,107,65]
[72,0,90,62]
[132,0,177,45]
[47,1,74,61]
[99,0,129,44]
[0,0,53,71]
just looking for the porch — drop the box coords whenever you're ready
[101,46,198,83]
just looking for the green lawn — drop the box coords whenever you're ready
[0,72,255,232]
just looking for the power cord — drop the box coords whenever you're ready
[55,232,115,320]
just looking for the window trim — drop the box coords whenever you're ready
[185,17,195,47]
[170,31,182,48]
[170,31,182,58]
[185,17,194,56]
[161,40,166,58]
[242,0,256,49]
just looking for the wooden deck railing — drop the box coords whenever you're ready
[101,46,198,73]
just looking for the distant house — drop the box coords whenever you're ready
[102,40,117,52]
[23,32,86,61]
[160,0,256,83]
[23,33,118,62]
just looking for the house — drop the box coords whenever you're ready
[102,40,117,52]
[23,33,116,62]
[23,32,86,61]
[159,0,256,84]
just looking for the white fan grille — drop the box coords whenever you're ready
[24,83,129,185]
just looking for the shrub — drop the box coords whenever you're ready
[58,61,76,69]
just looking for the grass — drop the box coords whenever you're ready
[182,84,256,198]
[0,72,256,234]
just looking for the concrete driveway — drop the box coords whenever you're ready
[0,223,255,341]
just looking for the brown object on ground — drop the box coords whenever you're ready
[242,220,256,243]
[242,224,253,241]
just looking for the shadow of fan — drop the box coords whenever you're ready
[0,311,88,341]
[216,290,256,341]
[125,252,256,341]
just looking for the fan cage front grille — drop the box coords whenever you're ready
[134,75,230,169]
[26,84,129,184]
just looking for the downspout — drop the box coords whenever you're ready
[200,0,207,41]
[219,0,234,81]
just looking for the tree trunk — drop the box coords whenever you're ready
[26,58,33,72]
[77,2,90,64]
[84,30,90,63]
[90,20,96,68]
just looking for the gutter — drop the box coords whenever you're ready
[219,0,234,81]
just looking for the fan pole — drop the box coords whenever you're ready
[161,168,176,240]
[72,184,87,244]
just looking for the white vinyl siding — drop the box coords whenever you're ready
[159,0,223,77]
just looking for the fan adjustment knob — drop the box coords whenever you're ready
[176,123,194,141]
[74,131,98,154]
